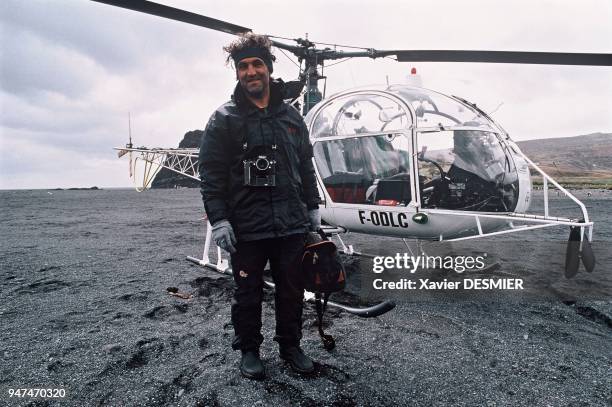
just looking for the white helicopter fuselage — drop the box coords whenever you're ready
[305,85,534,241]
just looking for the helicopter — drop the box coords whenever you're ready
[97,0,609,316]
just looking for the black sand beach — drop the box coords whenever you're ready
[0,188,610,406]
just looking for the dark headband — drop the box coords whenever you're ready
[232,46,273,74]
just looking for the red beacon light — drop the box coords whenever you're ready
[406,67,423,87]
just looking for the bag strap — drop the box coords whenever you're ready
[315,292,335,351]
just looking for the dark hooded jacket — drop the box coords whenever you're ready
[199,80,321,241]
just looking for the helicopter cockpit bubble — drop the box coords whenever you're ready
[306,86,520,213]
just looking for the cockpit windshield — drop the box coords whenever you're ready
[417,130,519,212]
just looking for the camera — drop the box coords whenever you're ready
[243,155,276,187]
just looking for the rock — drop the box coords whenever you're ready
[102,344,122,354]
[151,130,203,189]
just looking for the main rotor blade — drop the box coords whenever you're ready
[382,50,612,66]
[91,0,251,35]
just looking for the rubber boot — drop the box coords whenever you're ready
[240,350,265,380]
[279,346,314,374]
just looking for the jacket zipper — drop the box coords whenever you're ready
[260,116,277,236]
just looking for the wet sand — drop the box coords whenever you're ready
[0,188,610,406]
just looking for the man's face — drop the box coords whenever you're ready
[237,57,270,99]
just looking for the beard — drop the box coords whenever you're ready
[244,85,264,99]
[240,76,268,100]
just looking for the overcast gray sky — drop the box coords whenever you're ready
[1,0,611,189]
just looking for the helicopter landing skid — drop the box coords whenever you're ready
[319,225,357,255]
[320,225,380,259]
[324,229,428,261]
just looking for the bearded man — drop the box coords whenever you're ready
[198,33,321,380]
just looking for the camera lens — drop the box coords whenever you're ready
[255,157,270,171]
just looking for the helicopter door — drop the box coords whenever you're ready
[417,130,520,212]
[312,132,419,236]
[416,131,455,209]
[313,132,413,207]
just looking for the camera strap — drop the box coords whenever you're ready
[241,118,278,158]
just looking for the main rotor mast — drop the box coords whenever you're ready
[271,37,380,115]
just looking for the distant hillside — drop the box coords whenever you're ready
[516,133,612,181]
[151,131,612,188]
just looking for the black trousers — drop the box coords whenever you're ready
[229,234,306,351]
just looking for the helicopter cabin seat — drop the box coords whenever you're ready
[323,171,370,204]
[371,172,412,206]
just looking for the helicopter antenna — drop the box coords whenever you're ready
[128,112,133,147]
[488,102,504,115]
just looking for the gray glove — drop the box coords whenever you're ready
[308,208,321,231]
[211,220,237,254]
